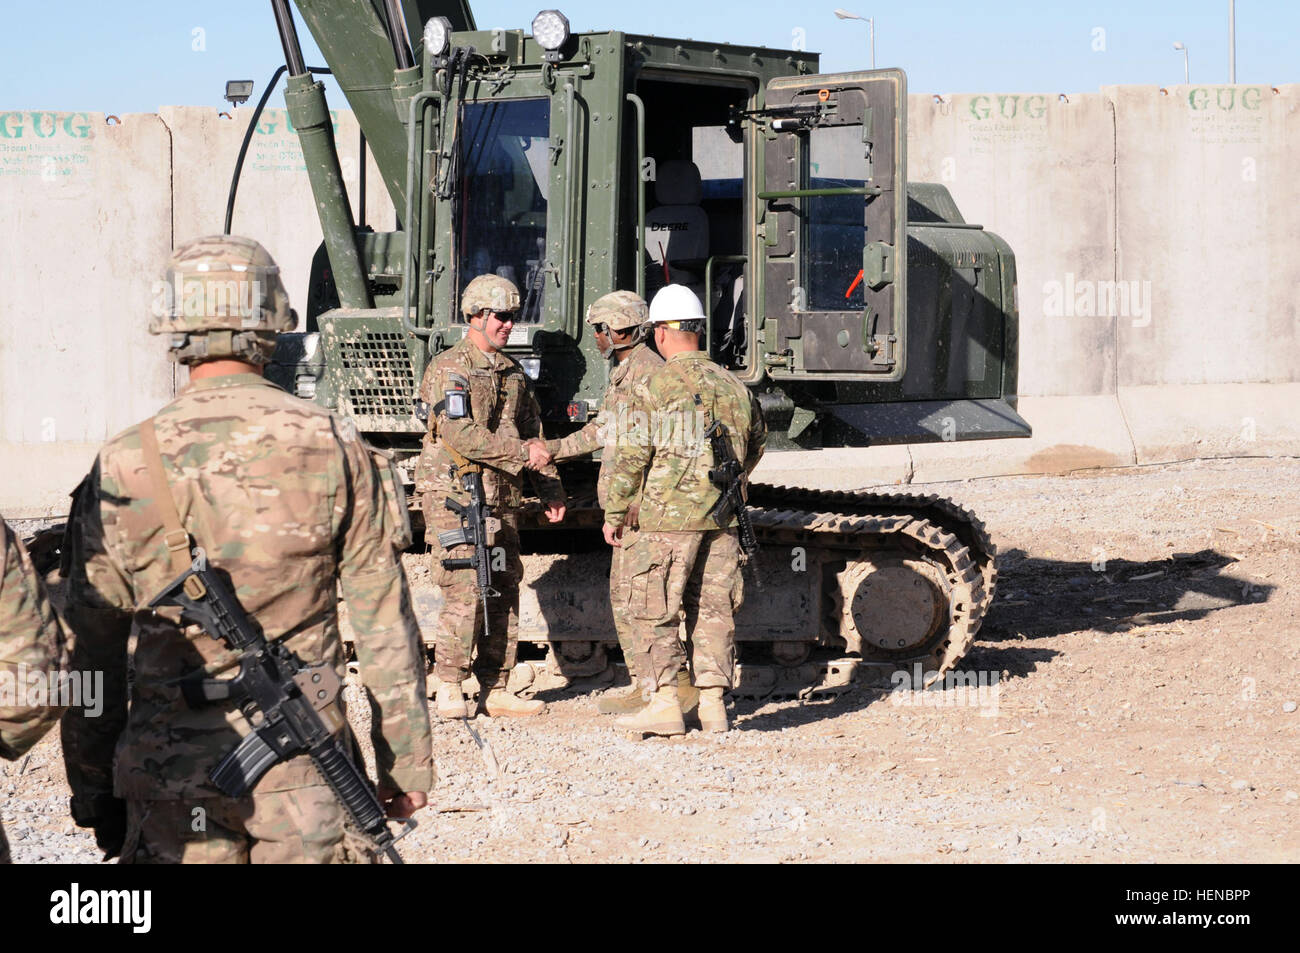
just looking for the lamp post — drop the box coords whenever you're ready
[1229,0,1236,82]
[834,8,875,70]
[1173,41,1189,83]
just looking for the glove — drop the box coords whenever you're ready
[71,795,128,861]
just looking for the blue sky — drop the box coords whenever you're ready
[1,0,1293,113]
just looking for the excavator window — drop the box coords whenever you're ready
[453,97,551,323]
[805,123,869,312]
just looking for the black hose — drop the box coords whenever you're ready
[223,65,332,236]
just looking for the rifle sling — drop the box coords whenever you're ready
[139,418,201,589]
[442,441,483,476]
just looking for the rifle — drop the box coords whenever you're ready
[694,395,759,560]
[438,446,501,638]
[148,563,414,864]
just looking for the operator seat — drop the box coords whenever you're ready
[644,159,709,308]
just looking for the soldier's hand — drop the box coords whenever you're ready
[544,501,566,523]
[602,521,623,547]
[380,787,428,818]
[525,439,552,470]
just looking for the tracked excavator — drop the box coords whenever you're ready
[243,0,1031,697]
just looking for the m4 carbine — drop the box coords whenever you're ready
[438,446,501,634]
[695,395,758,558]
[149,563,414,864]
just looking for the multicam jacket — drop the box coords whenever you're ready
[61,373,433,805]
[415,336,564,509]
[545,342,663,508]
[0,516,67,750]
[0,517,68,863]
[604,351,766,532]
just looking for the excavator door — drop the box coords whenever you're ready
[757,69,907,380]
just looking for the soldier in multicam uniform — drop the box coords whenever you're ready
[0,517,68,864]
[416,274,566,720]
[544,291,698,716]
[60,235,433,864]
[602,285,766,736]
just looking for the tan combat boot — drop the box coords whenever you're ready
[600,671,697,715]
[697,687,729,733]
[676,670,700,714]
[596,682,648,715]
[616,682,686,737]
[482,688,546,718]
[436,681,469,720]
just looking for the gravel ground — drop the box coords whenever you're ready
[7,456,1298,863]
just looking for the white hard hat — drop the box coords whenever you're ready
[646,284,706,325]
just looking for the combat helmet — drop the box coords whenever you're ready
[151,235,293,365]
[585,290,649,333]
[461,274,521,317]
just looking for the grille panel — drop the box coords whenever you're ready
[339,332,417,418]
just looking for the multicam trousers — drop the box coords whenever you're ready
[609,541,639,678]
[425,498,523,689]
[119,785,360,864]
[621,528,743,690]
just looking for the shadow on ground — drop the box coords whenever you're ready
[718,548,1267,734]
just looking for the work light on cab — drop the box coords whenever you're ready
[531,9,570,60]
[423,16,452,58]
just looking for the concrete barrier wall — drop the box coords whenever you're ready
[165,107,396,313]
[907,92,1119,398]
[0,112,175,516]
[0,105,395,517]
[2,87,1298,515]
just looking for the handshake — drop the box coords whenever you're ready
[524,438,553,471]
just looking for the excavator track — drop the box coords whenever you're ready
[726,483,995,697]
[471,483,1000,701]
[746,483,998,621]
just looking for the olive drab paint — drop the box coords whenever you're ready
[270,6,1026,453]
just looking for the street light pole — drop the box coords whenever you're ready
[1173,41,1189,83]
[834,8,875,70]
[1229,0,1236,83]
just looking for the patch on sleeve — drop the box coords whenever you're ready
[444,390,468,419]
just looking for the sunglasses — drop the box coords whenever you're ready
[483,310,517,323]
[592,322,609,335]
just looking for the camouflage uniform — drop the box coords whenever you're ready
[603,352,766,690]
[61,236,433,864]
[415,278,564,690]
[545,292,662,677]
[0,518,68,864]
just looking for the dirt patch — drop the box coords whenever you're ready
[5,457,1297,863]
